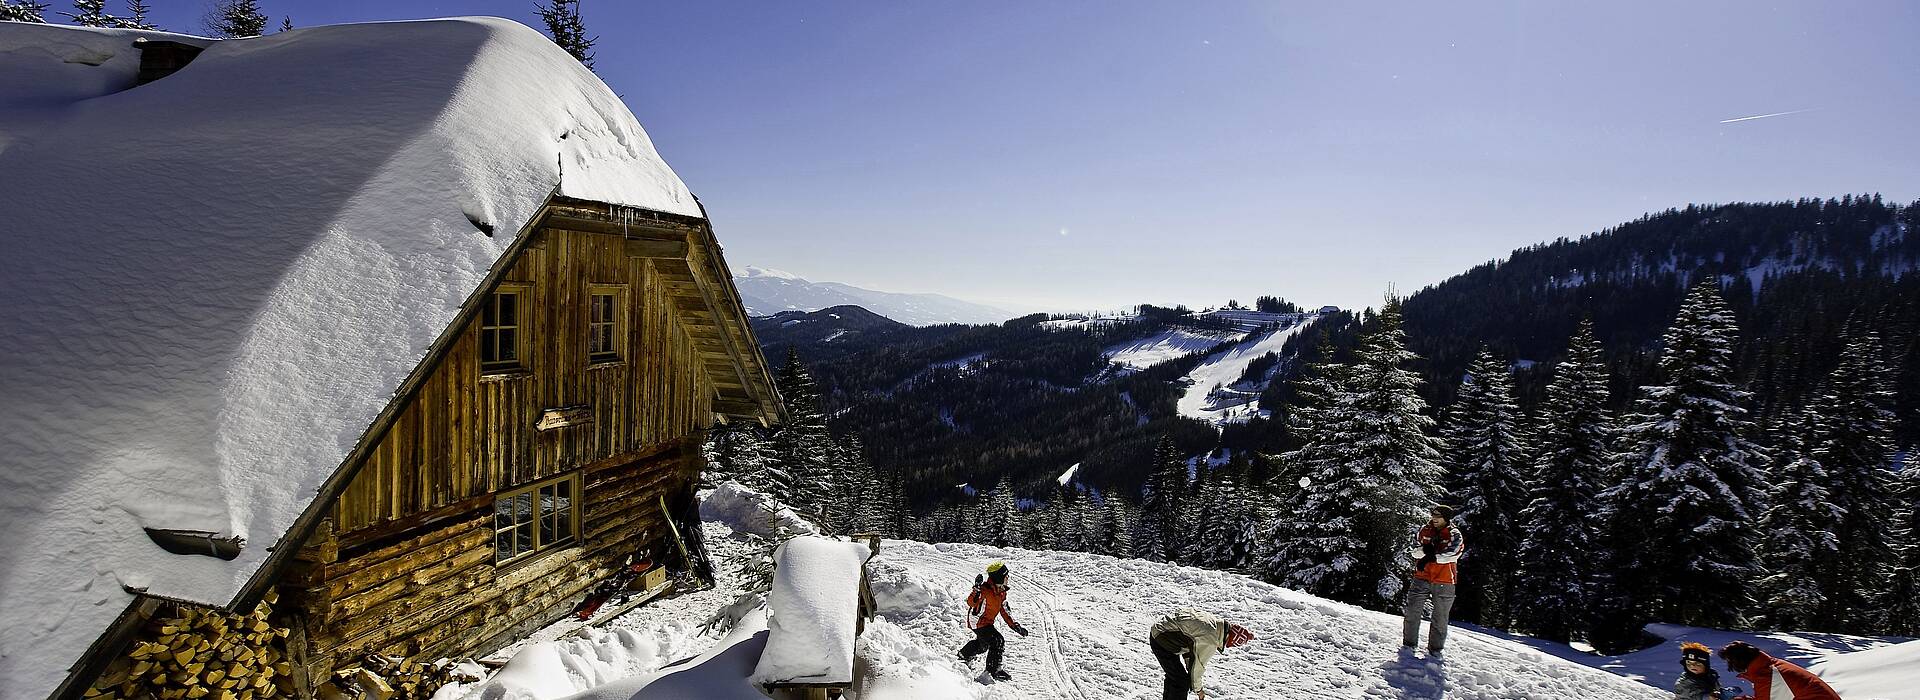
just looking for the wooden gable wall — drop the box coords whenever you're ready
[282,214,728,689]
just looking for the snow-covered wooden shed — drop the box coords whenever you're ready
[0,18,781,700]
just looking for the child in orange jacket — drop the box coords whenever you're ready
[958,561,1028,680]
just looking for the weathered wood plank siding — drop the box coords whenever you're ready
[289,219,720,684]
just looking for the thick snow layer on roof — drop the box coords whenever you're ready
[0,17,698,694]
[749,536,874,687]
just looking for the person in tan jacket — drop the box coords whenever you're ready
[1149,609,1254,700]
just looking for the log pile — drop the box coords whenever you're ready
[84,591,293,700]
[336,654,477,700]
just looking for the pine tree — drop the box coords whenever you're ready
[60,0,108,26]
[1752,412,1845,631]
[1511,322,1610,643]
[1264,297,1444,605]
[206,0,266,37]
[1135,437,1187,562]
[120,0,154,29]
[536,0,596,69]
[1,1,51,22]
[1100,496,1137,558]
[1882,465,1920,635]
[982,480,1021,548]
[771,349,840,531]
[1599,282,1767,636]
[279,16,292,32]
[1440,348,1533,627]
[1806,329,1901,632]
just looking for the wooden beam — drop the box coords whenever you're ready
[624,238,689,259]
[713,398,765,416]
[544,215,691,240]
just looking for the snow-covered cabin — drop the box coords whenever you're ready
[0,18,781,700]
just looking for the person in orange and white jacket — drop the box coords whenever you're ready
[1717,641,1842,700]
[957,561,1027,680]
[1402,505,1465,654]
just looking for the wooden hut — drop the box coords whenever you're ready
[0,19,779,700]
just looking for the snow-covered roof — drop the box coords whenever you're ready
[0,17,703,696]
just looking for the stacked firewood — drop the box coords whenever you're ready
[337,654,477,700]
[84,591,294,700]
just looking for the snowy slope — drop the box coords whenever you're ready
[1808,638,1919,700]
[865,541,1668,699]
[0,18,698,695]
[734,266,1015,326]
[1101,327,1245,371]
[1468,622,1908,699]
[1175,316,1316,425]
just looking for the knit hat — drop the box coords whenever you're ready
[1226,623,1254,648]
[1429,505,1455,522]
[1680,642,1712,665]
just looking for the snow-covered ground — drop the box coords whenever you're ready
[440,482,1906,700]
[865,541,1668,699]
[1101,327,1245,371]
[1468,621,1910,700]
[1808,638,1919,700]
[1175,317,1315,425]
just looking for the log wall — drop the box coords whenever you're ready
[283,220,722,691]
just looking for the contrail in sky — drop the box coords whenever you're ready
[1719,109,1814,124]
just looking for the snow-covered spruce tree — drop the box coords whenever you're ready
[1264,297,1444,606]
[536,0,596,69]
[1102,496,1137,557]
[1511,321,1610,643]
[1881,465,1920,635]
[120,0,155,30]
[770,349,841,532]
[206,0,265,37]
[1135,437,1188,562]
[1806,329,1902,632]
[1,1,50,22]
[1440,348,1534,628]
[702,423,772,488]
[1192,457,1260,570]
[1599,281,1767,635]
[1751,411,1845,631]
[982,480,1022,548]
[59,0,108,26]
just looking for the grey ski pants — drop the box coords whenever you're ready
[1402,578,1456,651]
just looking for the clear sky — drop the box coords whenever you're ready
[123,1,1920,312]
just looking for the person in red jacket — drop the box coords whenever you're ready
[1402,505,1465,654]
[958,561,1028,680]
[1718,641,1842,700]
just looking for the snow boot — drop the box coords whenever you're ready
[988,668,1012,681]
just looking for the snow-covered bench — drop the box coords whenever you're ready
[749,536,878,700]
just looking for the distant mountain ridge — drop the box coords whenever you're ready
[732,266,1015,326]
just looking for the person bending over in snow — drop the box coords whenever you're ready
[1673,642,1731,700]
[1402,505,1464,654]
[958,561,1027,681]
[1718,641,1841,700]
[1149,609,1254,700]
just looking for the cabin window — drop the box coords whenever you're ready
[587,284,625,365]
[494,473,579,564]
[480,287,527,373]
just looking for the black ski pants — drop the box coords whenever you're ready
[1151,633,1192,700]
[960,625,1005,671]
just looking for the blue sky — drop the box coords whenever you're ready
[116,2,1920,312]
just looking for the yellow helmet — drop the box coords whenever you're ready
[986,561,1007,574]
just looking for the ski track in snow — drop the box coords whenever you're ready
[871,541,1670,700]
